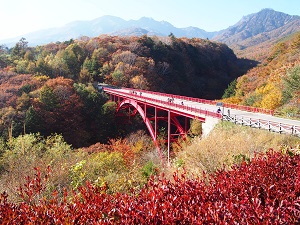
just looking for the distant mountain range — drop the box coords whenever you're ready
[0,15,217,47]
[1,9,300,55]
[212,9,300,59]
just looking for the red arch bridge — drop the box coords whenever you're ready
[103,86,300,163]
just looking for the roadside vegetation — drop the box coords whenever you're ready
[0,122,299,223]
[1,121,299,203]
[174,121,300,176]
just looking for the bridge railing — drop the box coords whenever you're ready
[221,103,274,115]
[104,87,299,137]
[121,87,274,115]
[223,114,300,137]
[103,87,222,119]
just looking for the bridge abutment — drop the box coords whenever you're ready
[202,117,220,137]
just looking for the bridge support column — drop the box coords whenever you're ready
[154,107,157,139]
[114,98,197,162]
[167,110,171,165]
[185,117,188,134]
[144,104,147,122]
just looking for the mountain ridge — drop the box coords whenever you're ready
[213,9,300,43]
[1,8,300,54]
[212,9,300,59]
[0,15,218,47]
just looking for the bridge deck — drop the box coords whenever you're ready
[103,87,300,136]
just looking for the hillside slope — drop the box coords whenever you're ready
[223,31,300,117]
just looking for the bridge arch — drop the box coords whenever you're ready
[117,99,188,159]
[117,99,161,157]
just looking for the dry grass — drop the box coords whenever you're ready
[173,121,300,176]
[1,126,299,201]
[0,131,162,202]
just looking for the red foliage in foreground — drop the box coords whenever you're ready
[0,150,299,224]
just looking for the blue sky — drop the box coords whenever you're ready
[0,0,299,40]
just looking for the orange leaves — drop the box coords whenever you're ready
[109,139,135,166]
[45,76,74,89]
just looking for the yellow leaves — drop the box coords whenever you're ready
[255,83,271,95]
[222,96,242,105]
[189,119,202,136]
[235,75,249,97]
[115,61,125,72]
[69,160,87,189]
[131,139,144,154]
[260,92,282,110]
[255,83,282,109]
[130,75,148,89]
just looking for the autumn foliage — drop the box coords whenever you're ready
[0,150,299,224]
[223,31,300,116]
[0,34,253,147]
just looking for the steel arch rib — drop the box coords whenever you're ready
[171,116,186,139]
[117,99,162,158]
[150,115,186,139]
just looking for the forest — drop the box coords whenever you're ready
[0,34,254,147]
[0,33,299,223]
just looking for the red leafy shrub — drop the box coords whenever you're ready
[0,150,299,224]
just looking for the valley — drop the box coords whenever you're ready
[0,7,299,224]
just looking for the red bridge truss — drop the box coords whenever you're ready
[103,86,300,163]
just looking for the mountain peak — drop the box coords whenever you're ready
[212,9,300,60]
[138,16,155,21]
[259,8,275,13]
[242,8,298,23]
[214,9,300,40]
